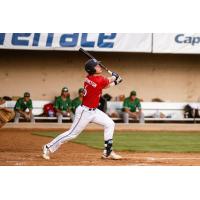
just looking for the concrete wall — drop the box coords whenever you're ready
[0,50,200,102]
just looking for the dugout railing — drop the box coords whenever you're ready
[5,100,200,123]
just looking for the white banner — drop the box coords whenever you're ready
[153,33,200,54]
[0,33,152,52]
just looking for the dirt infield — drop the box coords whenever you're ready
[1,129,200,166]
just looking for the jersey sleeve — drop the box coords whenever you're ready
[67,98,72,109]
[100,76,109,89]
[137,99,142,110]
[123,99,129,109]
[28,100,33,109]
[54,98,59,109]
[71,99,75,112]
[14,99,21,110]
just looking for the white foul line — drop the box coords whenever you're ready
[123,156,200,161]
[146,157,200,161]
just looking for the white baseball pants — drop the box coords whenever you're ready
[46,105,115,153]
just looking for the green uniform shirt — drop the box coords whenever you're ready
[71,97,82,113]
[14,98,33,111]
[54,96,72,111]
[123,97,141,112]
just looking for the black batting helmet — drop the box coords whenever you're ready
[85,59,100,74]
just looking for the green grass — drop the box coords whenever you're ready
[32,131,200,153]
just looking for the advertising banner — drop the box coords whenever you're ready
[153,33,200,54]
[0,33,152,52]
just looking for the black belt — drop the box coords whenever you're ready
[81,105,96,111]
[89,108,96,111]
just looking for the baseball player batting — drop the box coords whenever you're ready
[42,57,123,160]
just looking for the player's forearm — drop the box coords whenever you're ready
[105,76,118,88]
[17,110,26,115]
[107,76,117,83]
[16,109,22,114]
[105,81,118,88]
[107,76,123,88]
[124,108,131,113]
[55,109,62,113]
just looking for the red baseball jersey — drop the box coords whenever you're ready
[82,75,109,108]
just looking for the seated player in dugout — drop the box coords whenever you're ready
[43,58,123,160]
[122,90,145,124]
[0,97,15,128]
[54,87,72,123]
[71,88,84,121]
[14,92,35,123]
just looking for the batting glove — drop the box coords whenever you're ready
[112,72,119,80]
[114,76,123,85]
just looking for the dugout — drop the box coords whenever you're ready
[0,49,200,102]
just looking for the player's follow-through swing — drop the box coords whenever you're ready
[79,48,123,83]
[42,48,123,160]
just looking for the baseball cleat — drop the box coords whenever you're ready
[42,145,50,160]
[101,151,122,160]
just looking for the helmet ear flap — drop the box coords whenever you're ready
[86,67,96,75]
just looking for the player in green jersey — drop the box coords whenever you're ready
[54,87,72,123]
[71,88,84,121]
[122,90,145,123]
[14,92,35,123]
